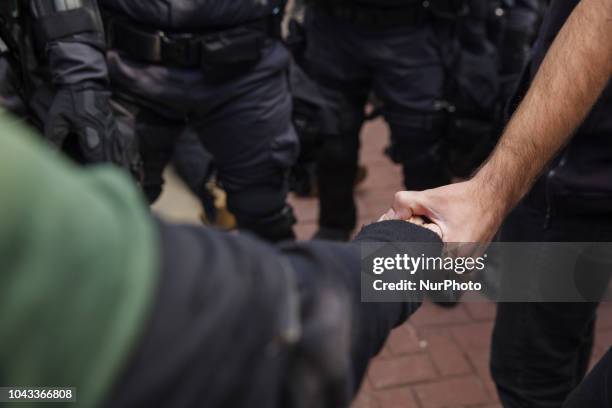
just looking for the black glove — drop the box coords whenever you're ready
[44,82,142,179]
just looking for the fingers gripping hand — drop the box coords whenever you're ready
[379,212,443,238]
[383,181,506,246]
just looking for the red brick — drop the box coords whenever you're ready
[377,342,393,358]
[484,379,501,403]
[357,190,397,220]
[465,302,497,321]
[359,150,391,169]
[465,349,499,401]
[294,222,317,241]
[360,162,404,192]
[450,322,494,351]
[594,329,612,356]
[387,323,423,355]
[411,301,472,327]
[591,329,612,372]
[596,303,612,330]
[374,387,419,408]
[368,354,437,389]
[360,145,390,165]
[360,118,391,151]
[424,334,472,376]
[589,346,607,372]
[356,195,375,221]
[414,377,490,408]
[417,326,453,339]
[357,138,390,163]
[351,390,379,408]
[465,348,489,377]
[288,194,319,224]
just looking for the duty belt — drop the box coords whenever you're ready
[105,14,282,69]
[313,1,464,27]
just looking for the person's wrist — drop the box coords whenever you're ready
[468,175,511,227]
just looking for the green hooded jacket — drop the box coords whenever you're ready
[0,113,159,407]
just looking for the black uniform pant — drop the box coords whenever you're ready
[492,203,612,408]
[109,40,299,242]
[562,347,612,408]
[302,8,450,233]
[172,130,216,219]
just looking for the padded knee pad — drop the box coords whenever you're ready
[227,184,295,242]
[235,205,297,243]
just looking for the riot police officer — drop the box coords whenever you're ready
[1,0,299,242]
[292,0,499,241]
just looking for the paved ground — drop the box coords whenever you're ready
[153,117,612,408]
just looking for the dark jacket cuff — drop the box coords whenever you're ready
[353,220,441,243]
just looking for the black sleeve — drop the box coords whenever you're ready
[107,220,440,408]
[107,221,302,408]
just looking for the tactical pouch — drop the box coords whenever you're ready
[200,27,266,83]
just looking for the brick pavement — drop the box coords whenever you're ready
[290,117,612,408]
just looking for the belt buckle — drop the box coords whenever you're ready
[160,32,199,68]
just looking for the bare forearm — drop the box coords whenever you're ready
[474,0,612,213]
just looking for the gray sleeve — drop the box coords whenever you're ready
[28,0,109,86]
[46,36,108,85]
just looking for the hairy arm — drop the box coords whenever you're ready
[475,0,612,214]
